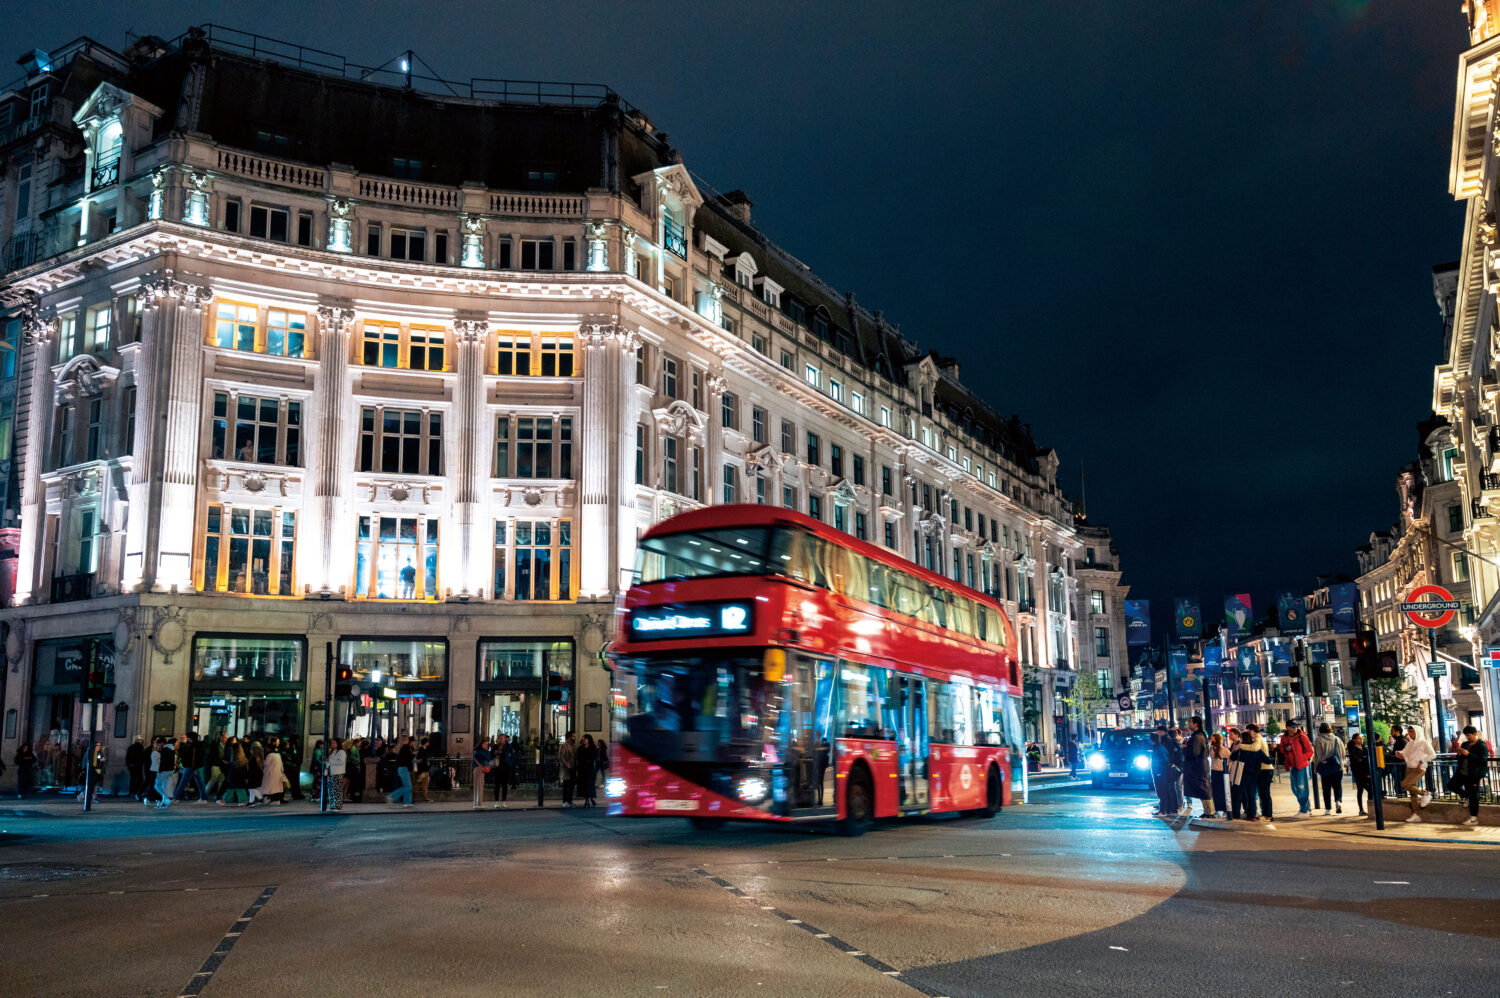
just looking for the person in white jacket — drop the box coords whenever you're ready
[1397,726,1437,823]
[325,740,347,811]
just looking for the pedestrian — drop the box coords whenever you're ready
[347,739,365,802]
[559,731,577,807]
[153,736,178,808]
[1453,725,1490,827]
[472,737,492,810]
[1182,717,1213,818]
[597,738,610,794]
[1397,725,1436,824]
[1278,720,1314,815]
[258,741,286,805]
[494,735,515,807]
[1389,727,1408,791]
[87,742,107,802]
[15,742,38,798]
[173,732,208,804]
[246,741,266,806]
[219,739,249,806]
[325,738,347,810]
[1150,725,1175,816]
[1348,733,1371,815]
[204,734,227,802]
[1210,731,1230,818]
[415,737,433,803]
[308,740,325,804]
[124,736,145,801]
[1312,722,1346,815]
[389,736,414,806]
[1238,724,1273,825]
[1226,728,1245,820]
[1067,740,1079,779]
[576,735,598,808]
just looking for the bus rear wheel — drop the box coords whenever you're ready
[689,817,726,832]
[839,772,873,837]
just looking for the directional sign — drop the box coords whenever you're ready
[1427,661,1447,678]
[1401,584,1460,629]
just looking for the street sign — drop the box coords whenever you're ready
[1117,694,1132,711]
[1400,585,1461,628]
[1427,661,1447,678]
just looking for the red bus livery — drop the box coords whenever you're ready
[607,505,1027,835]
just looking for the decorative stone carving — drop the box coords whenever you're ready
[183,169,211,226]
[150,606,188,661]
[523,487,543,507]
[652,399,705,438]
[316,303,356,329]
[55,356,120,402]
[705,372,728,396]
[5,617,27,669]
[307,611,335,633]
[578,320,640,350]
[453,318,488,344]
[389,483,412,504]
[327,199,355,253]
[242,471,267,494]
[22,308,55,347]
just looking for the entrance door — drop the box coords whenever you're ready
[898,677,929,808]
[780,655,835,812]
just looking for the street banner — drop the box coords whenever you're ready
[1153,688,1168,708]
[1124,600,1151,646]
[1207,682,1220,703]
[1174,598,1201,639]
[1225,593,1252,641]
[1277,591,1306,634]
[1139,664,1156,693]
[1202,644,1223,676]
[1307,640,1329,664]
[1236,645,1258,676]
[1169,647,1189,676]
[1249,674,1264,691]
[1330,582,1357,634]
[1270,640,1293,676]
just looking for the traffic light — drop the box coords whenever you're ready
[1351,629,1378,680]
[1308,662,1331,697]
[81,669,113,702]
[335,666,354,699]
[546,672,567,703]
[1375,650,1399,680]
[1288,662,1304,696]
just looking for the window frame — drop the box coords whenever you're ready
[357,405,444,476]
[199,502,299,597]
[359,319,447,372]
[494,517,575,601]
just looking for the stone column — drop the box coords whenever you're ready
[13,305,55,604]
[310,304,354,594]
[152,278,213,590]
[579,321,638,598]
[705,372,726,503]
[451,318,488,596]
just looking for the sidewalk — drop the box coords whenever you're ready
[2,789,594,818]
[1184,778,1500,846]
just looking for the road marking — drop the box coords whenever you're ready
[176,885,277,998]
[1110,946,1129,952]
[1374,881,1410,885]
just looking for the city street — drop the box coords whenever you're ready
[3,783,1495,998]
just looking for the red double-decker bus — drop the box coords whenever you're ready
[606,505,1027,835]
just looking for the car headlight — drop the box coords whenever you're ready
[737,776,769,802]
[1087,752,1107,770]
[1133,754,1152,771]
[605,776,627,798]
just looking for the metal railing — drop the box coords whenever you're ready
[1473,498,1492,520]
[49,573,94,603]
[1375,755,1498,804]
[90,157,119,190]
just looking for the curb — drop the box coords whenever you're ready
[1317,825,1500,847]
[1027,779,1093,792]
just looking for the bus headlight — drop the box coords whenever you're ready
[1087,752,1108,771]
[1133,754,1152,771]
[605,777,627,798]
[737,776,769,802]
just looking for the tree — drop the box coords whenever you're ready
[1368,678,1423,729]
[1265,719,1283,737]
[1060,669,1110,739]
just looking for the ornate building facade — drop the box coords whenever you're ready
[0,28,1096,785]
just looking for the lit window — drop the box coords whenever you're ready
[494,519,573,600]
[201,504,297,596]
[210,392,303,466]
[355,514,439,600]
[538,337,575,376]
[723,463,737,503]
[357,407,443,475]
[211,301,309,358]
[1090,590,1105,615]
[85,302,111,354]
[360,321,445,371]
[851,391,865,416]
[829,378,843,403]
[880,405,892,428]
[805,364,821,389]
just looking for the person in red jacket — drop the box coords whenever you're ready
[1279,720,1315,815]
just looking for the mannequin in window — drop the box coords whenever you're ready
[399,558,417,599]
[236,440,255,462]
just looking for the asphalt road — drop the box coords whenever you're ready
[2,785,1495,998]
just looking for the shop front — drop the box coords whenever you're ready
[476,638,574,758]
[29,635,115,788]
[337,637,447,748]
[188,634,308,776]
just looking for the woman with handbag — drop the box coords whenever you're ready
[1312,723,1346,815]
[1209,732,1230,818]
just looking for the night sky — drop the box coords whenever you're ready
[9,1,1470,612]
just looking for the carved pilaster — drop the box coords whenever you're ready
[452,317,488,596]
[705,371,727,502]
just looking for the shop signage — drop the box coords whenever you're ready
[628,601,754,639]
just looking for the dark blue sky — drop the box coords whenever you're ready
[11,1,1469,610]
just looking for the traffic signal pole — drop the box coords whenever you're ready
[1429,627,1446,753]
[321,642,333,814]
[1359,672,1384,831]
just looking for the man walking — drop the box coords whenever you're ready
[126,736,146,801]
[173,732,208,804]
[495,734,516,807]
[204,733,227,802]
[1398,725,1436,824]
[153,736,178,808]
[1279,720,1314,815]
[388,736,415,806]
[1454,725,1490,827]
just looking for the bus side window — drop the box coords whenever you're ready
[837,550,869,603]
[950,596,975,638]
[866,562,891,610]
[948,682,974,745]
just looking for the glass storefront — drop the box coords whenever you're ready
[188,635,306,776]
[29,636,115,788]
[476,639,574,755]
[338,637,447,745]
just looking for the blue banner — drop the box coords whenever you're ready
[1236,645,1258,677]
[1125,600,1151,646]
[1249,674,1264,691]
[1330,582,1357,635]
[1307,640,1329,663]
[1169,648,1189,676]
[1202,644,1223,676]
[1207,682,1220,703]
[1153,688,1168,708]
[1174,598,1201,639]
[1139,665,1156,693]
[1225,593,1253,641]
[1270,640,1293,677]
[1277,591,1306,635]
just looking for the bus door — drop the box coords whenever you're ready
[778,655,835,812]
[898,676,930,808]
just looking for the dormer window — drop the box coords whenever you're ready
[756,276,783,309]
[732,253,756,289]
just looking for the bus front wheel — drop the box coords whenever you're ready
[839,772,873,837]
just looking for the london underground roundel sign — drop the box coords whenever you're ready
[1401,584,1459,629]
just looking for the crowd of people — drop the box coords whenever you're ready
[1139,717,1491,828]
[116,732,295,807]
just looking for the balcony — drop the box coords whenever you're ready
[89,157,120,190]
[50,573,95,603]
[1482,471,1500,493]
[662,215,687,259]
[1474,498,1493,520]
